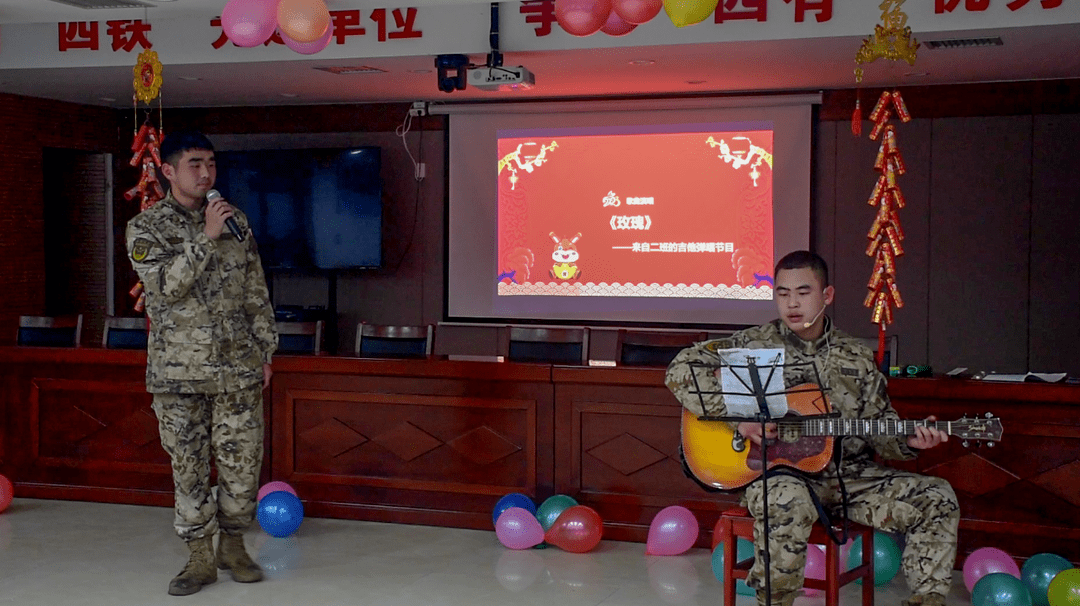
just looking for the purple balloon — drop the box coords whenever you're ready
[221,0,279,48]
[258,481,297,502]
[964,547,1021,592]
[646,505,699,556]
[495,507,545,550]
[281,24,332,55]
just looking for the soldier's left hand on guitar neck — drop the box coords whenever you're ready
[907,416,949,450]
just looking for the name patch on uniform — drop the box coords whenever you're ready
[841,367,860,377]
[131,238,153,262]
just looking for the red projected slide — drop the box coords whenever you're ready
[497,127,775,299]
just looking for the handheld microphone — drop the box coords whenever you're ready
[803,306,826,328]
[205,189,244,242]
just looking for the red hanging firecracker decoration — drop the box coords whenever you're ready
[863,90,911,368]
[128,49,165,313]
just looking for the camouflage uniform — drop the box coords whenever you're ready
[127,191,277,541]
[667,318,958,606]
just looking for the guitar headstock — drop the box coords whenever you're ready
[952,413,1003,446]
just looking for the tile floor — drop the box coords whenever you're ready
[0,498,977,606]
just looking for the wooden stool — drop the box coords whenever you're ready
[714,507,876,606]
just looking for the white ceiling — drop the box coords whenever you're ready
[1,0,1079,108]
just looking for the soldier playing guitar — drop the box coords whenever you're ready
[666,251,962,606]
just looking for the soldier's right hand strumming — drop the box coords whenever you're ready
[738,422,778,445]
[204,196,234,240]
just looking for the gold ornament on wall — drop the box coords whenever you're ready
[133,49,163,104]
[854,0,920,83]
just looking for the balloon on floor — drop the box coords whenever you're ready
[972,572,1033,606]
[493,492,537,527]
[537,494,577,531]
[257,490,304,537]
[257,480,297,502]
[1047,568,1080,606]
[545,505,603,553]
[495,506,545,550]
[847,531,901,586]
[646,505,698,556]
[965,547,1022,593]
[1021,553,1071,606]
[711,538,756,596]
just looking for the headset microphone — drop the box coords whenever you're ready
[803,306,826,328]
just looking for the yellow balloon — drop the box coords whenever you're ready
[662,0,719,27]
[277,0,331,43]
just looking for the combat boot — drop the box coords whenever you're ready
[168,536,217,596]
[217,532,264,583]
[901,594,947,606]
[756,590,798,606]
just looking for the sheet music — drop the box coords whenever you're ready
[717,348,789,418]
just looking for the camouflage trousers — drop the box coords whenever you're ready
[743,462,959,602]
[152,382,264,542]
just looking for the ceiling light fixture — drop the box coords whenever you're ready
[629,59,655,66]
[177,76,201,81]
[280,93,299,98]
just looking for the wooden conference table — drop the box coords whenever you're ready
[2,346,1078,561]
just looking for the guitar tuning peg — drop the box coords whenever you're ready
[988,441,995,448]
[962,440,970,448]
[985,412,993,418]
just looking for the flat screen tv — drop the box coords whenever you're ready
[214,146,382,270]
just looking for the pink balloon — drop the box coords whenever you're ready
[963,547,1021,592]
[281,25,332,54]
[258,481,297,502]
[612,0,663,24]
[804,544,826,596]
[496,507,545,550]
[646,505,699,556]
[600,10,637,36]
[555,0,613,36]
[221,0,280,48]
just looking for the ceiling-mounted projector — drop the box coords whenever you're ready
[467,66,535,91]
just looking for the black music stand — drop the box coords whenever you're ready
[685,352,837,606]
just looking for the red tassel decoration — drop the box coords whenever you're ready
[876,323,887,368]
[851,97,862,137]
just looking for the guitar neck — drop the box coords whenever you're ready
[792,418,950,438]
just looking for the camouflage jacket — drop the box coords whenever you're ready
[126,192,277,394]
[666,317,916,471]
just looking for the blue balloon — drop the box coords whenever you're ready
[1022,553,1071,606]
[257,490,304,538]
[711,538,756,596]
[493,493,537,527]
[973,572,1033,606]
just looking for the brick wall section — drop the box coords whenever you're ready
[0,92,120,344]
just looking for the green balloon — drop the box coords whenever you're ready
[1048,568,1080,606]
[536,495,577,531]
[973,572,1032,606]
[1022,553,1071,606]
[847,531,901,586]
[711,538,756,596]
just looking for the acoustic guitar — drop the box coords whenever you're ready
[681,383,1003,491]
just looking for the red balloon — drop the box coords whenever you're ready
[612,0,662,24]
[600,10,637,36]
[555,0,613,37]
[544,505,603,553]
